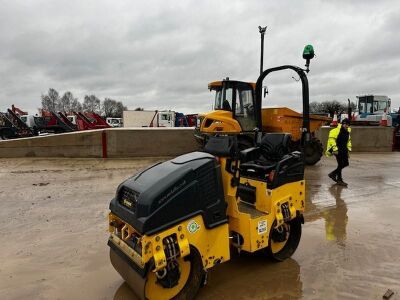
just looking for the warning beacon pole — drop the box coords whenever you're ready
[259,25,267,76]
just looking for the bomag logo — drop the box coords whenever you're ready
[123,199,133,208]
[158,180,187,206]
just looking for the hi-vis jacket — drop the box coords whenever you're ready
[325,124,352,157]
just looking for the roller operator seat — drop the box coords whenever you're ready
[240,133,292,170]
[239,133,304,187]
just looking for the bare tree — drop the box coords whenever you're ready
[309,101,324,114]
[41,88,60,111]
[70,98,83,112]
[58,91,77,112]
[102,98,117,117]
[310,100,356,117]
[83,95,101,113]
[102,98,127,117]
[115,101,127,118]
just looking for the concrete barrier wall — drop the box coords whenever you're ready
[0,128,200,158]
[0,130,103,158]
[315,126,393,152]
[106,128,200,157]
[0,126,393,158]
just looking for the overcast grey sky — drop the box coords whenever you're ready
[0,0,399,114]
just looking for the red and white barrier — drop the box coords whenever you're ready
[380,109,388,126]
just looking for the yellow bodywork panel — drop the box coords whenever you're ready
[198,110,241,134]
[236,177,305,217]
[108,213,230,272]
[219,158,305,253]
[261,107,331,141]
[227,196,269,252]
[202,81,329,140]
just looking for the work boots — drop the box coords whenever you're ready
[336,179,348,187]
[328,172,337,183]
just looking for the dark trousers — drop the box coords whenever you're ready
[331,152,349,181]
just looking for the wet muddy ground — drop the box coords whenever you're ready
[0,153,399,299]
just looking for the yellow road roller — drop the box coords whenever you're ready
[108,132,305,299]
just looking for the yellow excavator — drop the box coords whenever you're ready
[107,49,311,299]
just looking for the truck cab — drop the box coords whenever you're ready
[20,115,37,128]
[20,115,43,134]
[355,95,392,126]
[158,111,176,127]
[357,95,391,116]
[67,115,77,125]
[106,117,123,127]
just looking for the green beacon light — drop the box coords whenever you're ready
[302,44,315,73]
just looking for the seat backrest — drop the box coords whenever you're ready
[204,135,237,157]
[259,133,292,161]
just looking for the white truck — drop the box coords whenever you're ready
[354,95,393,126]
[20,115,40,129]
[106,117,123,127]
[66,115,77,125]
[123,110,176,127]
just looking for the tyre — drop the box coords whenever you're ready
[267,217,302,262]
[303,138,323,165]
[33,127,39,136]
[144,246,205,300]
[0,128,15,140]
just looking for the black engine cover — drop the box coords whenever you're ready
[109,152,228,235]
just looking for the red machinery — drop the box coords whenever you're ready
[11,104,28,116]
[58,112,78,131]
[47,112,75,132]
[185,114,198,127]
[0,112,32,139]
[84,112,111,128]
[0,109,34,139]
[73,112,110,130]
[37,110,75,133]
